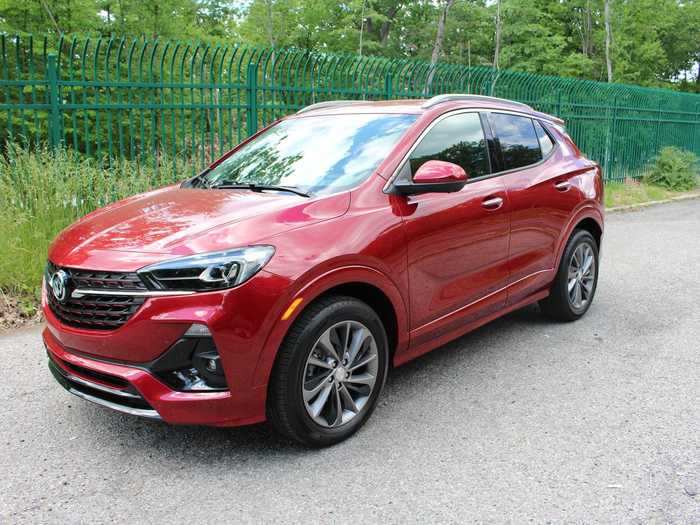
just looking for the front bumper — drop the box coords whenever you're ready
[42,269,293,427]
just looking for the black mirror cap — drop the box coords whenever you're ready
[392,179,467,196]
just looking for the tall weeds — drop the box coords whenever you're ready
[0,146,193,297]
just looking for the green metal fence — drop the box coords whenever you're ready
[2,34,699,181]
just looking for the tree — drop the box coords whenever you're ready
[604,0,612,82]
[425,0,456,93]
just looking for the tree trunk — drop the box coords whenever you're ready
[581,0,593,57]
[265,0,276,63]
[379,3,402,46]
[39,0,62,33]
[359,0,367,55]
[605,0,613,82]
[493,0,501,70]
[424,0,456,94]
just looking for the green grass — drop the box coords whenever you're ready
[0,146,192,304]
[603,180,696,208]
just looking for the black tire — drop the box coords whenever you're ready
[267,295,389,447]
[539,229,599,322]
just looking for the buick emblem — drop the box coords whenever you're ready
[50,269,70,303]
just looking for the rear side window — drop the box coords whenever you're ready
[534,120,555,157]
[409,112,490,178]
[489,113,542,170]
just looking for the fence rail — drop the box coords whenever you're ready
[2,34,700,181]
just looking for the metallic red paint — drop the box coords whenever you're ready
[412,159,467,184]
[43,98,603,427]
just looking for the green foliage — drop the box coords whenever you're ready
[0,145,190,296]
[645,147,699,191]
[604,180,683,208]
[1,0,698,88]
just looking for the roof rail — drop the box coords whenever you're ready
[296,100,367,114]
[421,94,533,111]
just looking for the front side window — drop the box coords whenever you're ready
[199,113,417,195]
[489,113,542,170]
[408,112,490,178]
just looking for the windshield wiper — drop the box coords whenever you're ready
[210,182,311,198]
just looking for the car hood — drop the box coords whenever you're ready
[49,185,350,271]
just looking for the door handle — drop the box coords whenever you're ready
[482,196,504,210]
[554,180,571,192]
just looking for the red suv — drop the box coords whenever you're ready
[44,95,603,446]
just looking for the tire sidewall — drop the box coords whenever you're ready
[283,299,389,446]
[560,230,599,318]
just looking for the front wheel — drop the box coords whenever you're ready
[267,296,389,447]
[540,229,599,322]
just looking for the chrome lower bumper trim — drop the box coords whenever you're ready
[48,359,161,420]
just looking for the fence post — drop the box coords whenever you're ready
[246,62,258,137]
[46,54,61,149]
[556,90,562,117]
[653,99,663,153]
[385,73,393,100]
[694,103,700,155]
[603,95,617,181]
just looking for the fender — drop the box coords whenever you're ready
[553,202,605,270]
[251,264,410,388]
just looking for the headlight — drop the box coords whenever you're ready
[138,246,275,291]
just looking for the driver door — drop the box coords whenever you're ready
[399,112,510,340]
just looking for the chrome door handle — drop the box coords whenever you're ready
[554,180,571,191]
[482,196,504,210]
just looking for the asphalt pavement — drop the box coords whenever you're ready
[2,199,699,523]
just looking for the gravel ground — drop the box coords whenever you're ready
[2,200,699,524]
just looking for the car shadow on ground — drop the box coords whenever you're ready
[72,303,553,458]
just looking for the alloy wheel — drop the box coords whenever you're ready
[302,321,379,428]
[567,242,596,310]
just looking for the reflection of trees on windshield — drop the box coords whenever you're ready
[207,135,303,186]
[201,114,417,195]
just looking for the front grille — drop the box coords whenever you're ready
[71,269,147,290]
[47,261,146,291]
[46,262,146,330]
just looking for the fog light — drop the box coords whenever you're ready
[149,330,227,391]
[185,323,211,337]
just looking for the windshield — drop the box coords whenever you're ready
[198,113,417,195]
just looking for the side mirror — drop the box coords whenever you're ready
[393,160,468,195]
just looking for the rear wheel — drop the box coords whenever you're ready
[267,295,389,447]
[540,229,599,321]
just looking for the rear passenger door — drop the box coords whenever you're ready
[486,112,579,305]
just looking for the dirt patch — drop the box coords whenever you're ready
[0,292,41,331]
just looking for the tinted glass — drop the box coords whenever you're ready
[201,114,417,195]
[534,120,555,157]
[409,112,490,178]
[490,113,542,170]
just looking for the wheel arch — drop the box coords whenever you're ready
[252,266,409,388]
[575,216,602,249]
[554,206,604,270]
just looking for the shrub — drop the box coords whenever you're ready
[645,146,699,191]
[0,146,193,297]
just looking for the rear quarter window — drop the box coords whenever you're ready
[533,120,555,157]
[489,113,542,171]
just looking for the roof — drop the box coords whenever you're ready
[295,94,564,124]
